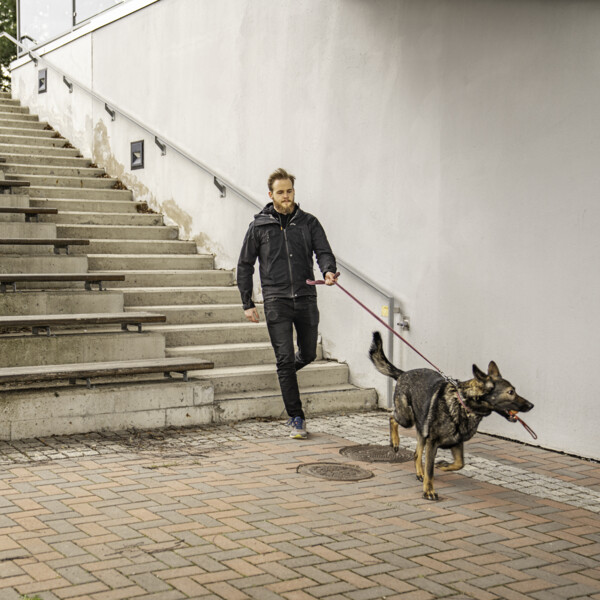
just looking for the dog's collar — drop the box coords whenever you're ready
[444,376,474,415]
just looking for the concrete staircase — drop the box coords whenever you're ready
[0,92,377,436]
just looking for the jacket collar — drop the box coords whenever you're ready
[254,202,301,225]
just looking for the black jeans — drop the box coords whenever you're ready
[264,296,319,420]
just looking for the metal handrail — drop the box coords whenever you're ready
[2,30,402,405]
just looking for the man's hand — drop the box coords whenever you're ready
[245,307,260,323]
[324,272,338,286]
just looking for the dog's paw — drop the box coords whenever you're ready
[416,474,424,482]
[391,443,399,452]
[436,461,451,470]
[423,490,439,501]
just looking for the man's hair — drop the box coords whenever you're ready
[268,168,295,192]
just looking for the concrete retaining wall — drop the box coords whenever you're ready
[0,379,214,440]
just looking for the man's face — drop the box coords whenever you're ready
[269,178,295,215]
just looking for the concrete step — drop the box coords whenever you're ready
[0,120,49,130]
[0,221,57,239]
[0,105,29,114]
[70,239,197,255]
[87,253,212,270]
[166,340,321,368]
[0,245,54,257]
[30,198,148,214]
[0,331,165,368]
[0,290,124,316]
[0,195,30,209]
[0,212,25,223]
[213,384,378,422]
[121,286,241,306]
[41,211,163,226]
[2,162,105,177]
[29,186,132,201]
[189,361,349,394]
[0,255,88,275]
[0,111,37,121]
[9,173,120,189]
[0,133,69,147]
[0,143,82,158]
[125,303,255,324]
[0,153,91,167]
[56,224,179,240]
[0,98,22,106]
[93,270,234,288]
[0,126,56,138]
[146,322,270,346]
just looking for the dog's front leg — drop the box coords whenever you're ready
[389,415,400,452]
[436,443,464,472]
[422,438,439,501]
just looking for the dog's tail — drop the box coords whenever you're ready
[369,331,404,379]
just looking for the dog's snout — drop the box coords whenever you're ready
[518,396,534,412]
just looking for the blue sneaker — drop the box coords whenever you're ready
[286,416,308,439]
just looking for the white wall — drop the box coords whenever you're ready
[11,0,600,459]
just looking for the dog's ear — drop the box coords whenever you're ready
[473,364,487,381]
[488,361,501,379]
[473,364,494,390]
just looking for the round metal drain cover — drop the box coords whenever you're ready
[297,462,374,481]
[339,444,414,463]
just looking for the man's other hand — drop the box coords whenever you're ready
[245,307,260,322]
[324,272,337,286]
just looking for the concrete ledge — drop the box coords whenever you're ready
[122,287,240,306]
[0,221,57,238]
[0,331,165,367]
[57,224,179,240]
[0,379,214,440]
[29,186,133,200]
[0,213,25,222]
[0,290,124,316]
[213,385,378,423]
[0,194,30,209]
[0,255,89,274]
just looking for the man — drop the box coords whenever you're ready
[237,168,337,439]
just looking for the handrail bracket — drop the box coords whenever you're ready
[214,177,226,198]
[155,137,167,156]
[104,103,116,121]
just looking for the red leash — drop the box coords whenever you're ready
[511,414,538,439]
[307,273,537,439]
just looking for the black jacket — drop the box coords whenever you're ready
[237,203,336,309]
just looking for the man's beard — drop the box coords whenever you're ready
[274,200,295,215]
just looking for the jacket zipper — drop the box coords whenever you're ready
[283,229,295,298]
[279,212,298,299]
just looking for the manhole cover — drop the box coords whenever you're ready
[339,444,414,463]
[296,462,374,481]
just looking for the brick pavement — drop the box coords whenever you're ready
[0,412,599,600]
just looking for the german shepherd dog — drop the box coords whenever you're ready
[369,331,533,500]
